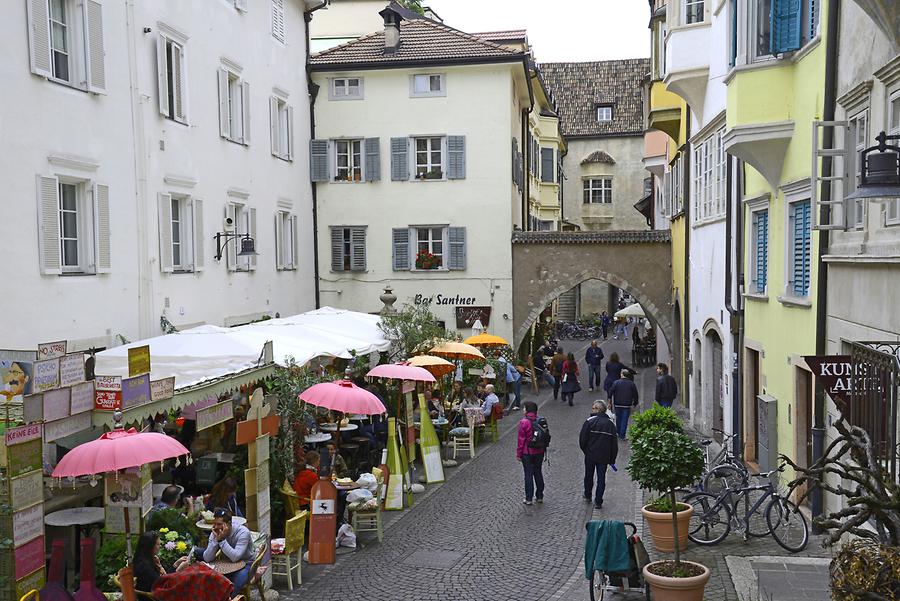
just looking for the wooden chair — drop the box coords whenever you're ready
[350,483,384,542]
[280,480,301,517]
[112,570,156,600]
[450,417,476,459]
[18,592,39,601]
[479,404,503,444]
[271,510,307,590]
[238,533,269,600]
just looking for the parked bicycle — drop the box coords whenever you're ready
[684,466,809,553]
[699,429,749,494]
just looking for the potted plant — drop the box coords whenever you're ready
[628,427,709,601]
[415,250,441,270]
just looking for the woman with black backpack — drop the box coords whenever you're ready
[516,401,550,505]
[560,352,581,406]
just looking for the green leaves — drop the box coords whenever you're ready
[628,403,683,441]
[627,429,704,494]
[378,302,448,362]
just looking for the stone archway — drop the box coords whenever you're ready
[511,230,672,351]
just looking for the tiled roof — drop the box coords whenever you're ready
[472,29,528,43]
[539,59,650,137]
[581,150,616,165]
[310,19,522,68]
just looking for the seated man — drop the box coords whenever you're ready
[150,485,193,516]
[482,385,501,418]
[201,508,255,598]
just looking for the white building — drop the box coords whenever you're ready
[309,6,537,341]
[1,0,319,351]
[661,0,733,438]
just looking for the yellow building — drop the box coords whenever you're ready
[724,0,828,481]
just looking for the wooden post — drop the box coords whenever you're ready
[527,356,539,393]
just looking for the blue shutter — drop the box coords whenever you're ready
[392,228,409,270]
[770,0,802,54]
[390,137,408,181]
[755,210,768,293]
[807,0,818,40]
[792,201,811,296]
[310,139,329,182]
[364,138,380,182]
[447,135,466,179]
[350,226,367,271]
[448,227,466,270]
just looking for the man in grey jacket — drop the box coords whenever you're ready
[203,507,255,594]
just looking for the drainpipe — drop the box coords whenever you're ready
[725,156,745,457]
[811,0,840,526]
[682,109,692,410]
[305,3,327,308]
[522,109,530,229]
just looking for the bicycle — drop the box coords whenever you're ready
[700,429,749,494]
[684,466,809,552]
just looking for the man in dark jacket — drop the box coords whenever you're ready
[550,347,566,400]
[610,369,639,439]
[585,340,604,392]
[579,400,618,508]
[655,362,678,408]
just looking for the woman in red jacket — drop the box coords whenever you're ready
[293,450,320,507]
[560,352,582,406]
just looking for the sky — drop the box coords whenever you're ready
[424,0,651,63]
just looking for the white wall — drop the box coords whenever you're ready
[312,63,524,341]
[0,0,315,351]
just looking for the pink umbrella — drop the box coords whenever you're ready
[298,380,386,415]
[366,362,436,383]
[52,428,191,558]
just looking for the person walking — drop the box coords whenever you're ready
[498,352,522,411]
[655,362,678,408]
[579,400,618,509]
[532,344,556,389]
[585,340,604,392]
[610,369,639,439]
[600,311,611,340]
[603,352,630,400]
[516,401,549,505]
[560,352,581,406]
[550,347,566,400]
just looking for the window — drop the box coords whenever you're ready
[414,137,444,179]
[226,202,256,272]
[672,155,684,215]
[58,182,80,270]
[751,208,769,293]
[158,194,202,273]
[410,74,446,97]
[393,226,466,271]
[170,196,183,268]
[849,110,868,229]
[788,200,812,297]
[656,23,668,77]
[887,92,900,225]
[38,175,109,275]
[270,96,293,160]
[691,129,726,222]
[416,227,445,268]
[218,66,250,145]
[684,0,704,24]
[754,0,773,59]
[157,33,187,124]
[335,139,363,182]
[329,226,366,272]
[540,148,555,183]
[271,0,285,42]
[583,178,613,204]
[29,0,106,92]
[751,0,818,60]
[275,211,296,270]
[596,106,613,122]
[330,77,363,100]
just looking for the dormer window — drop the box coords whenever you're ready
[596,105,613,122]
[410,74,446,97]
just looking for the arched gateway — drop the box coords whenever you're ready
[511,230,673,351]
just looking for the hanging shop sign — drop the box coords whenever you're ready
[128,345,151,377]
[42,387,70,422]
[456,306,491,329]
[414,294,478,306]
[58,353,85,386]
[802,354,882,407]
[150,377,176,401]
[94,389,122,411]
[37,341,66,360]
[121,374,152,410]
[197,400,234,430]
[70,380,95,414]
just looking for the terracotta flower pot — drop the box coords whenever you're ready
[643,560,710,601]
[641,502,692,552]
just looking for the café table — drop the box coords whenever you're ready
[45,506,105,576]
[303,432,332,446]
[195,515,248,532]
[319,422,357,444]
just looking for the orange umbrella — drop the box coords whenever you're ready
[408,354,456,377]
[463,333,510,347]
[429,341,485,361]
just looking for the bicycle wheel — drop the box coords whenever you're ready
[766,497,809,552]
[743,488,772,537]
[590,570,609,601]
[684,492,731,545]
[703,464,745,496]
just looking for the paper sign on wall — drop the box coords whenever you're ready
[105,472,143,507]
[37,341,66,360]
[23,393,43,423]
[197,400,234,430]
[104,505,142,534]
[42,387,70,422]
[10,470,43,510]
[5,423,42,447]
[121,374,152,410]
[94,389,122,411]
[44,411,92,442]
[59,353,85,386]
[15,568,45,600]
[14,536,45,580]
[150,377,175,401]
[128,345,151,377]
[9,439,43,477]
[32,359,60,392]
[12,503,44,547]
[95,375,122,391]
[70,380,95,414]
[257,488,270,516]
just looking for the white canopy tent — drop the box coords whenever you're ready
[614,303,646,319]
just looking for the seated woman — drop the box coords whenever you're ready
[133,531,168,592]
[202,508,255,598]
[322,443,348,479]
[293,450,320,507]
[206,477,243,518]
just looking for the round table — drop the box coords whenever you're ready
[319,423,359,432]
[304,432,332,445]
[195,516,247,531]
[45,507,105,575]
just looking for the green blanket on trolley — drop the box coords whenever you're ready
[584,520,631,578]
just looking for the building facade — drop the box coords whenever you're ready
[309,8,542,341]
[2,0,317,351]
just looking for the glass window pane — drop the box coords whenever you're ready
[890,97,900,133]
[49,0,66,22]
[62,240,78,266]
[60,184,77,211]
[62,211,77,237]
[414,75,428,93]
[430,75,441,91]
[416,139,427,152]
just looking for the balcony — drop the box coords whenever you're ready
[663,22,711,119]
[647,81,686,143]
[582,202,614,229]
[850,0,900,52]
[644,130,670,179]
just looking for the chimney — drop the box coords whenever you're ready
[379,6,401,54]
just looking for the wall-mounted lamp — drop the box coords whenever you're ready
[845,131,900,204]
[214,232,258,262]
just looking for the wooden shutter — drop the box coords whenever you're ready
[350,227,366,271]
[36,175,61,275]
[269,97,280,156]
[448,227,466,271]
[330,227,343,271]
[156,36,169,116]
[447,136,466,180]
[172,43,185,121]
[158,193,174,273]
[541,148,554,183]
[392,228,410,271]
[274,213,284,270]
[272,0,286,42]
[225,204,237,271]
[310,139,330,182]
[218,69,230,139]
[248,207,257,270]
[241,81,251,145]
[286,105,294,160]
[84,0,106,93]
[365,138,380,182]
[27,0,52,77]
[808,0,818,39]
[289,214,298,269]
[94,182,111,273]
[391,137,408,181]
[192,198,204,271]
[770,0,802,54]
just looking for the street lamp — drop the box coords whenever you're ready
[845,131,900,204]
[213,232,258,262]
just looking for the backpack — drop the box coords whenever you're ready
[527,416,551,449]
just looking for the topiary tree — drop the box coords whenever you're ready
[628,429,704,568]
[379,301,448,362]
[628,403,683,441]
